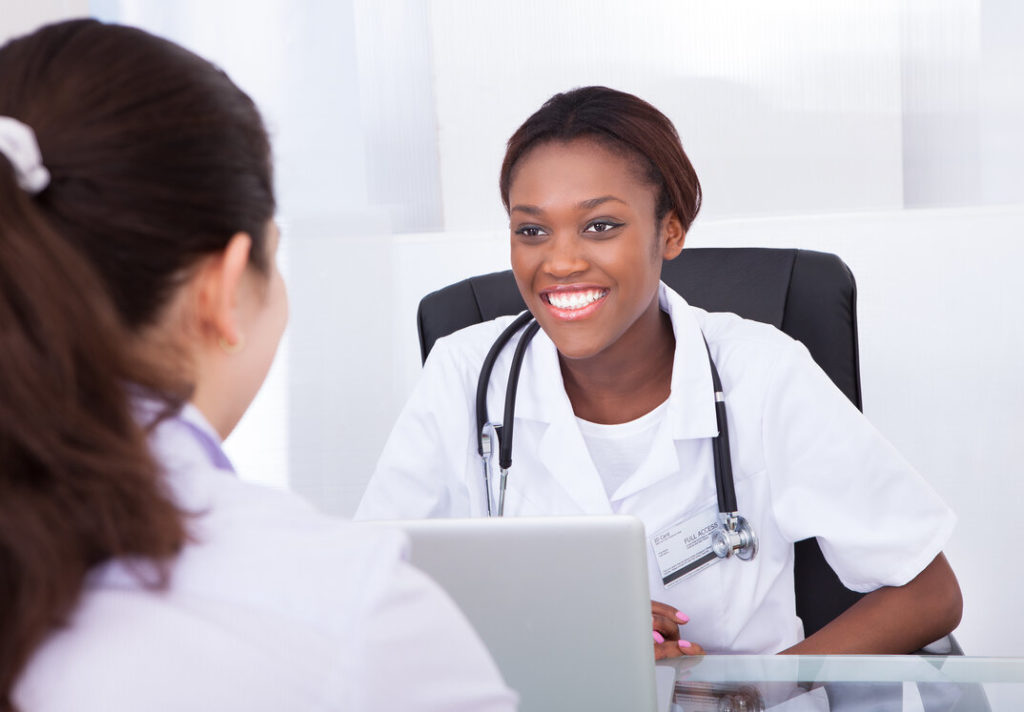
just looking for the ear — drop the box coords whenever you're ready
[660,211,686,261]
[194,232,253,348]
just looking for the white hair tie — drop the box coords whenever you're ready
[0,116,51,195]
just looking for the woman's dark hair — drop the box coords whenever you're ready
[500,86,702,231]
[0,20,275,709]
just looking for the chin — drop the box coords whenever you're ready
[549,337,607,362]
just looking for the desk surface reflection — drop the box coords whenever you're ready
[655,655,1024,711]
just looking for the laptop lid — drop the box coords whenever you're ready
[380,515,659,712]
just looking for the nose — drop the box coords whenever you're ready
[542,232,588,280]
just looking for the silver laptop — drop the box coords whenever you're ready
[378,515,662,712]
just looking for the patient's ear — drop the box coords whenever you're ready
[193,232,253,348]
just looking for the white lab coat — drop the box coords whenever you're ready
[15,405,517,712]
[356,283,955,654]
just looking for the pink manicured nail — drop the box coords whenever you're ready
[652,631,665,644]
[675,612,690,623]
[678,640,692,649]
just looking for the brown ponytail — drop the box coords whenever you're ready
[0,19,276,709]
[0,165,186,709]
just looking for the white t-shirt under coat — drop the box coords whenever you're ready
[577,400,669,498]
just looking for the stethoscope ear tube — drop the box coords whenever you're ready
[479,423,498,516]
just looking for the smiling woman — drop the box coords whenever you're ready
[356,86,962,661]
[499,89,699,425]
[506,138,683,422]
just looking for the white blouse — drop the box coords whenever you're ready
[15,405,517,712]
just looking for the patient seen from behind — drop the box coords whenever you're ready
[0,19,515,712]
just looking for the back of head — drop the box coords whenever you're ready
[500,86,702,231]
[0,20,275,710]
[1,19,275,329]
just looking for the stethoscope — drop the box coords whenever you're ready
[475,311,758,562]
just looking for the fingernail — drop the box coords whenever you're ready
[652,631,665,644]
[678,640,692,649]
[675,612,690,623]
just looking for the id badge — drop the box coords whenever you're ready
[650,507,722,588]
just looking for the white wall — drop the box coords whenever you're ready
[0,0,88,44]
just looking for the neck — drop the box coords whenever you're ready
[559,295,675,424]
[191,374,245,440]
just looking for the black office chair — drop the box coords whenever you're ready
[417,247,960,653]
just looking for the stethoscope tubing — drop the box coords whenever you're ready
[498,320,541,470]
[474,310,755,560]
[475,311,535,456]
[705,339,738,514]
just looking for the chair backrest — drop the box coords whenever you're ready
[416,247,863,637]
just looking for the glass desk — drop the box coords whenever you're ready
[655,655,1024,711]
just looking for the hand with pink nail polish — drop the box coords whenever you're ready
[651,600,703,660]
[676,638,706,656]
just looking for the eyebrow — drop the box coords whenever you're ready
[578,195,627,210]
[510,195,628,215]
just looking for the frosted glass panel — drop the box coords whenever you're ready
[429,0,906,230]
[978,1,1024,205]
[900,0,982,207]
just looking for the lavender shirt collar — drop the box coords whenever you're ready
[135,397,237,475]
[174,404,237,474]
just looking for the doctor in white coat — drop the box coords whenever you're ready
[356,86,963,659]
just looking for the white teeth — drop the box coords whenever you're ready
[547,289,606,310]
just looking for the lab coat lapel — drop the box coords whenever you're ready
[536,413,614,515]
[661,284,718,442]
[611,284,719,501]
[517,330,614,515]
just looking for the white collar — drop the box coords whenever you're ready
[513,282,718,441]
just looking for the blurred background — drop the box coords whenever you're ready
[4,0,1023,658]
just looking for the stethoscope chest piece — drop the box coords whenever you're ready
[711,513,758,561]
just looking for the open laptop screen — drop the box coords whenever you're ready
[372,515,660,712]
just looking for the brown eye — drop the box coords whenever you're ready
[514,225,547,239]
[584,220,623,234]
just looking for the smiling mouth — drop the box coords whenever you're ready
[541,288,609,313]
